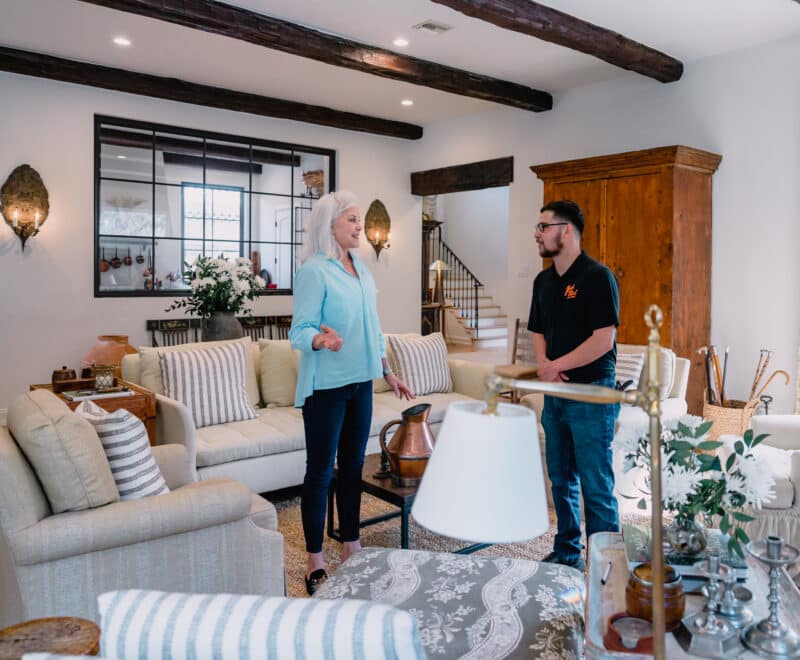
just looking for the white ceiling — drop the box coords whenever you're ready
[2,0,800,126]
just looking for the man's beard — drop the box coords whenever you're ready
[538,236,564,258]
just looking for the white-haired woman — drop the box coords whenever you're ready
[289,190,413,595]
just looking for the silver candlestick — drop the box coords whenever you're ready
[742,535,800,657]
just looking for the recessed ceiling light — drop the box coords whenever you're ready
[113,36,132,47]
[116,155,127,159]
[393,37,409,47]
[401,99,414,107]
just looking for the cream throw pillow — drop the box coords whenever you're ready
[138,337,260,408]
[7,390,119,513]
[257,339,301,407]
[387,332,452,396]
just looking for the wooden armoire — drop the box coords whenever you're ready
[531,146,722,413]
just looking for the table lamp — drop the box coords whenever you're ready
[428,259,449,304]
[412,305,668,660]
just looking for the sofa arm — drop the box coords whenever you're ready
[155,394,196,464]
[448,358,494,400]
[151,444,194,489]
[11,478,251,566]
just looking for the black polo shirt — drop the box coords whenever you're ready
[528,251,619,384]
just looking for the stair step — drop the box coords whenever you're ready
[458,305,501,317]
[471,326,508,340]
[473,337,508,350]
[464,315,508,329]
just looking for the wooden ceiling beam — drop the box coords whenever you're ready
[411,157,513,195]
[0,46,423,140]
[431,0,683,83]
[77,0,553,112]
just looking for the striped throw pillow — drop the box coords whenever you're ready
[387,333,452,396]
[76,400,169,500]
[616,351,645,392]
[98,590,426,660]
[159,342,257,429]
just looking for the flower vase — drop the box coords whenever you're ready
[202,312,243,342]
[666,516,708,556]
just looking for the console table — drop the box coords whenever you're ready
[585,531,800,658]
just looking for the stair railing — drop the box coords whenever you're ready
[423,225,483,338]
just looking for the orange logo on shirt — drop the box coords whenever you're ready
[564,284,578,299]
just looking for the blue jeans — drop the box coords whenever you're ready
[541,375,620,561]
[301,380,372,553]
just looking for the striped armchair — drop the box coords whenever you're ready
[0,391,284,629]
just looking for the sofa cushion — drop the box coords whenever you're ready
[257,339,300,407]
[98,589,426,660]
[195,407,306,467]
[160,342,257,429]
[375,391,474,426]
[7,390,119,514]
[619,343,676,400]
[616,350,645,391]
[139,337,260,408]
[76,400,170,500]
[387,333,452,396]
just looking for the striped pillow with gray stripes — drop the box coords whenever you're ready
[615,351,646,392]
[388,333,452,395]
[76,400,169,500]
[98,590,426,660]
[159,342,256,429]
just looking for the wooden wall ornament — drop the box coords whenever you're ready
[365,199,391,259]
[1,164,50,250]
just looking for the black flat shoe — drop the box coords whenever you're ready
[305,568,328,596]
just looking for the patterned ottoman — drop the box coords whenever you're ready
[314,548,585,659]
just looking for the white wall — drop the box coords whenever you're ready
[0,73,419,409]
[412,35,800,413]
[439,187,510,312]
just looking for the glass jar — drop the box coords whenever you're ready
[625,563,685,631]
[667,515,708,556]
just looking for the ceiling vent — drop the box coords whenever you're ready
[412,20,453,35]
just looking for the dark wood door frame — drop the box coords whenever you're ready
[411,157,514,196]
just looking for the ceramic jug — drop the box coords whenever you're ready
[379,403,435,487]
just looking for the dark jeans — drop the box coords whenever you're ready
[301,380,372,553]
[541,375,620,561]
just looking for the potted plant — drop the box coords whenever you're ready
[613,415,776,558]
[167,256,265,342]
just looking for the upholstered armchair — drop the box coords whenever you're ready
[0,393,284,629]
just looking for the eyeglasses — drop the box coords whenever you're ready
[535,222,568,232]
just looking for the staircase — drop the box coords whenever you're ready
[422,222,508,350]
[444,285,508,349]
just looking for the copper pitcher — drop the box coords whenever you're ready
[378,403,435,487]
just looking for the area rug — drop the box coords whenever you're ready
[273,490,652,598]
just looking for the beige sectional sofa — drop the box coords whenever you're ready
[122,338,495,494]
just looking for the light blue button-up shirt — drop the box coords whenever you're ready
[289,252,387,407]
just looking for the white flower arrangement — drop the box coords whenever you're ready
[613,415,775,557]
[167,255,265,318]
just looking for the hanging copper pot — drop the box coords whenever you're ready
[99,248,110,273]
[136,245,145,264]
[378,403,436,486]
[143,251,152,277]
[110,248,122,269]
[123,247,133,266]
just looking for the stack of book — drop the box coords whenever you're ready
[61,388,135,401]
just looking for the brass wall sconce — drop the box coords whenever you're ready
[365,198,391,259]
[1,164,50,251]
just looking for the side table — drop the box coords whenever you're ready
[0,617,100,659]
[30,380,157,445]
[585,531,800,659]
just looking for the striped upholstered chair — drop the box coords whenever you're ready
[0,390,284,629]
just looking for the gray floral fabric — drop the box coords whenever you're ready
[315,548,585,659]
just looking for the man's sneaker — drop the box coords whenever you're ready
[542,551,585,571]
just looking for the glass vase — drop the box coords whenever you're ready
[666,515,708,556]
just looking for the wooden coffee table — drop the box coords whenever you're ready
[30,380,157,445]
[327,453,489,554]
[0,617,100,658]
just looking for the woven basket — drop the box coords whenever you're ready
[702,395,758,439]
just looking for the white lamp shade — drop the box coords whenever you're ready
[411,400,549,544]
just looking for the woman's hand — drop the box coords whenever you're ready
[385,373,414,400]
[312,324,343,351]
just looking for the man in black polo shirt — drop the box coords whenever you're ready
[528,199,620,571]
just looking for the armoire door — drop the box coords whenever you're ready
[604,172,673,346]
[547,179,604,261]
